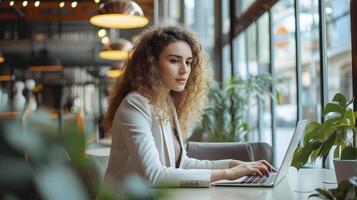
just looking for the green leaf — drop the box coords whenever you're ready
[343,110,355,127]
[62,125,86,165]
[304,121,322,145]
[330,180,354,200]
[313,188,335,200]
[318,132,337,159]
[332,93,347,107]
[292,141,322,169]
[340,146,357,160]
[333,145,341,158]
[322,103,345,117]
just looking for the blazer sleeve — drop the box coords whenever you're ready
[180,150,232,170]
[116,94,212,187]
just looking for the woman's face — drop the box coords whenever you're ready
[158,41,193,93]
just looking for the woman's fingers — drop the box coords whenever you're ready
[258,160,275,172]
[257,163,270,176]
[250,168,263,177]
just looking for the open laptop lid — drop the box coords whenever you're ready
[273,120,307,185]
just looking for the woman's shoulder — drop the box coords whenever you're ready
[120,91,153,114]
[124,91,150,105]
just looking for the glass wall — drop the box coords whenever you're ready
[257,13,272,145]
[184,0,215,59]
[272,0,297,167]
[325,0,352,101]
[246,24,259,141]
[184,0,354,168]
[233,33,247,76]
[300,0,321,121]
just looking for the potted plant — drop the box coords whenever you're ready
[292,93,357,183]
[194,73,276,142]
[308,177,357,200]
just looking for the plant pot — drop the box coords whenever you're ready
[333,159,357,183]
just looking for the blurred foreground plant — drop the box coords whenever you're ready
[0,109,168,200]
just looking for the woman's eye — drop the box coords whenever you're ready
[170,59,180,63]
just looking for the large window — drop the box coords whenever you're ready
[326,0,352,100]
[272,0,297,166]
[184,0,215,58]
[257,13,272,146]
[300,0,322,121]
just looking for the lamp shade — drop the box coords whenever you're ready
[99,39,133,60]
[29,49,63,71]
[90,0,149,29]
[106,68,123,78]
[0,51,4,63]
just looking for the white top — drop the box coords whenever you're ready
[104,91,231,190]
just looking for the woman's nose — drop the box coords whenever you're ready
[179,62,189,74]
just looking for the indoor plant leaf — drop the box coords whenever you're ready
[340,146,357,160]
[322,103,345,117]
[332,93,347,108]
[308,188,335,200]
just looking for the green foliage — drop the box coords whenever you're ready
[0,111,101,200]
[0,110,169,200]
[199,74,277,142]
[308,177,357,200]
[292,93,357,170]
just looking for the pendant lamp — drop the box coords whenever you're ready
[90,0,149,29]
[99,39,132,60]
[0,51,5,63]
[106,68,123,78]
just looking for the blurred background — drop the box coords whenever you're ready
[0,0,355,168]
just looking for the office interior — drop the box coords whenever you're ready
[0,0,356,198]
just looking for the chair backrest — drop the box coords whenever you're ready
[186,142,254,161]
[186,142,272,164]
[248,142,273,164]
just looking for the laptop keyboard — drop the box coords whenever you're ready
[240,173,276,185]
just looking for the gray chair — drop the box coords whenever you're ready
[186,142,272,164]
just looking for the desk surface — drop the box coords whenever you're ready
[158,168,337,200]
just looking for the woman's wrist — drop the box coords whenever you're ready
[211,169,231,182]
[229,160,242,168]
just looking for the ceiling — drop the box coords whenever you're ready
[0,0,154,69]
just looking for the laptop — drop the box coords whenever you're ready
[212,120,307,187]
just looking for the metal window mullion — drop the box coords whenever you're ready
[214,0,223,83]
[318,0,328,118]
[295,0,302,123]
[352,0,357,129]
[268,9,277,166]
[256,21,263,142]
[318,0,329,168]
[230,0,236,77]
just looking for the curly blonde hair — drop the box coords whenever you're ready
[103,26,212,135]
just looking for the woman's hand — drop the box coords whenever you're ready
[212,160,275,182]
[226,160,274,180]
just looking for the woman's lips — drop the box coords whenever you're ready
[176,78,187,84]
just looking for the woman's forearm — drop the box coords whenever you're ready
[210,169,230,182]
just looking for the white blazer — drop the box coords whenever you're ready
[104,91,231,189]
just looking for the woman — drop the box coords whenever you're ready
[103,26,273,189]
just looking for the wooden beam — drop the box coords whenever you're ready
[233,0,278,37]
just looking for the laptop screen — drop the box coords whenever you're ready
[274,120,307,185]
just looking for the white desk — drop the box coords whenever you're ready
[157,168,337,200]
